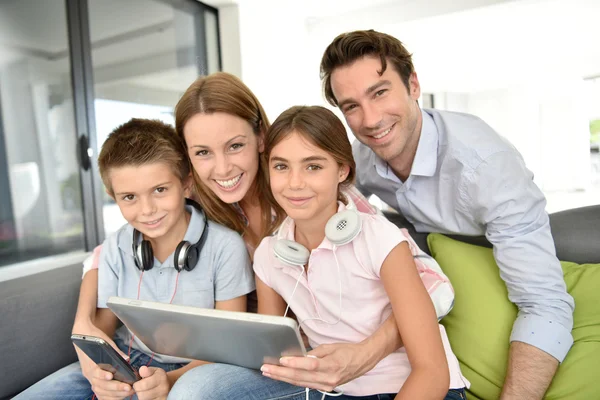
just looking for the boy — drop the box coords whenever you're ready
[15,118,254,400]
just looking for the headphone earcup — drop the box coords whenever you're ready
[140,240,154,271]
[184,246,199,271]
[274,239,310,267]
[325,209,362,246]
[173,241,187,272]
[174,241,199,272]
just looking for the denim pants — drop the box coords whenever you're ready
[168,363,467,400]
[13,338,184,400]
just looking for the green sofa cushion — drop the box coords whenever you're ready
[427,233,600,400]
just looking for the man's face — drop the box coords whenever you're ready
[330,56,421,164]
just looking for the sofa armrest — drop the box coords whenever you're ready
[0,263,81,399]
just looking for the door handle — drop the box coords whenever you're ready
[78,134,92,171]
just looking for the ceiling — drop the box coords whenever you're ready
[1,0,598,100]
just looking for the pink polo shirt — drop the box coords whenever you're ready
[253,203,469,396]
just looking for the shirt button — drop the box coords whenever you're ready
[159,271,163,275]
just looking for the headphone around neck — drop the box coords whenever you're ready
[273,197,361,267]
[273,197,362,327]
[132,198,208,272]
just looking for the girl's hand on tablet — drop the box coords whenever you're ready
[261,341,369,392]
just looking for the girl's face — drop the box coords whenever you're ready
[269,131,349,225]
[184,112,263,204]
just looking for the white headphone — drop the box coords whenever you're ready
[273,196,361,264]
[273,197,361,326]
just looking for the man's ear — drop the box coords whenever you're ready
[409,72,421,100]
[338,164,350,183]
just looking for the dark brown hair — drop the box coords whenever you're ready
[264,106,355,210]
[98,118,189,195]
[320,29,414,106]
[174,72,284,244]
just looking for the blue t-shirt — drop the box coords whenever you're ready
[98,204,254,363]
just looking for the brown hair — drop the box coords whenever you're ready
[264,105,355,211]
[320,29,414,106]
[174,72,284,244]
[98,118,189,195]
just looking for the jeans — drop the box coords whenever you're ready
[13,338,184,400]
[168,363,467,400]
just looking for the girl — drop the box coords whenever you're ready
[250,105,469,399]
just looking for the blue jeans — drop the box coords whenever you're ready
[13,338,185,400]
[168,363,467,400]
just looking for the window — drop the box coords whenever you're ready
[0,0,85,266]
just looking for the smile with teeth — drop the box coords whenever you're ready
[215,174,242,189]
[373,124,394,139]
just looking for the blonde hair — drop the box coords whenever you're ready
[98,118,189,195]
[175,72,285,245]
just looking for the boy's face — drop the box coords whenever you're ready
[184,111,263,205]
[330,55,421,165]
[108,162,192,243]
[269,131,349,226]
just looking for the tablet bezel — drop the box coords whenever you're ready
[107,296,307,370]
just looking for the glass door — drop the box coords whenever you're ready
[0,0,86,266]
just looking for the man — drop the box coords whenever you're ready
[318,29,574,399]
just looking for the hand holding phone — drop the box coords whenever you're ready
[71,334,140,384]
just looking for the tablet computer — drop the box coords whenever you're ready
[106,296,306,370]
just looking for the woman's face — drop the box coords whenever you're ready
[183,112,263,204]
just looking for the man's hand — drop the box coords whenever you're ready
[500,341,559,400]
[72,322,129,383]
[133,366,171,400]
[260,341,376,392]
[90,367,135,400]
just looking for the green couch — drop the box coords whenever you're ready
[386,205,600,399]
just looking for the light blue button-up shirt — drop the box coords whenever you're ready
[353,108,575,362]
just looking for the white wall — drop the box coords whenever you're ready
[235,1,319,122]
[218,0,599,206]
[437,77,591,192]
[218,5,242,78]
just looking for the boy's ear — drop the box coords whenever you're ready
[338,164,350,183]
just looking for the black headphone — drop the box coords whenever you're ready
[132,198,208,272]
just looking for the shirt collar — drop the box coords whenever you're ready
[411,109,439,177]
